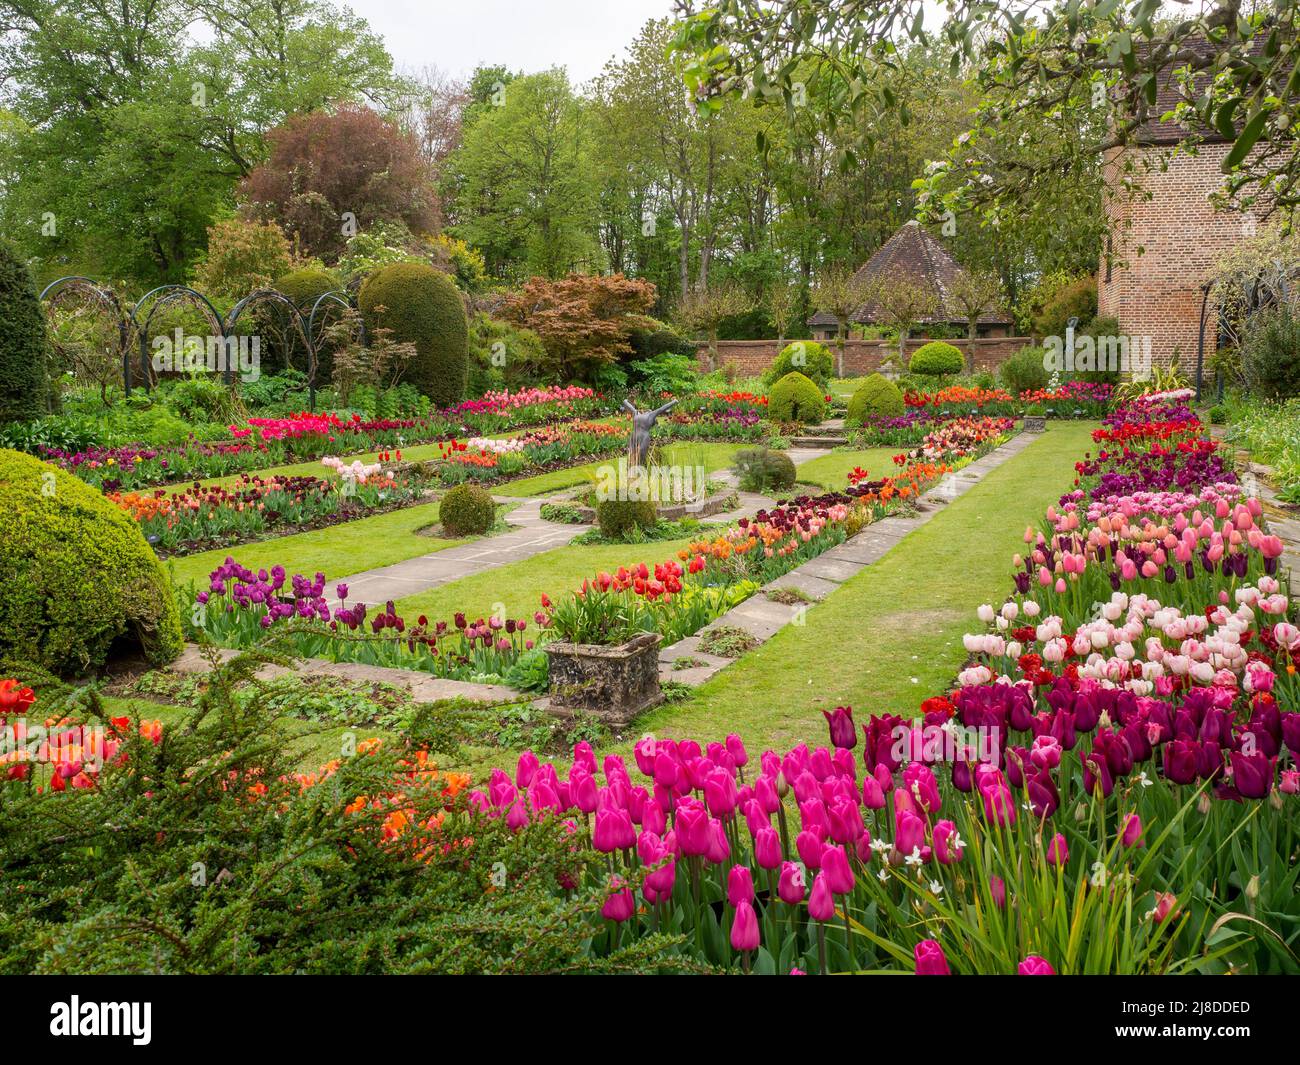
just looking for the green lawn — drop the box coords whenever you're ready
[794,446,904,490]
[493,441,744,498]
[165,499,471,588]
[635,421,1098,754]
[391,534,700,625]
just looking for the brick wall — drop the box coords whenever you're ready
[1098,143,1268,370]
[695,336,1034,378]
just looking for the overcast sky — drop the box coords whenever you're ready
[346,0,680,85]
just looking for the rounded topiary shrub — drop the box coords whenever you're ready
[0,240,50,423]
[908,341,964,376]
[846,373,905,424]
[763,341,834,390]
[0,448,182,674]
[768,371,827,424]
[597,498,658,540]
[439,482,495,536]
[358,262,469,408]
[731,447,796,493]
[999,345,1050,396]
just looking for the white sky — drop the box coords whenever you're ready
[345,0,680,85]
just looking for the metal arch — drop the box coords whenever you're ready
[304,289,363,412]
[225,287,313,392]
[128,284,228,390]
[38,275,136,397]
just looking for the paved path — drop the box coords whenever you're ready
[323,495,579,609]
[658,431,1040,686]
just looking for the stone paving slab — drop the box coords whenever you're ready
[170,644,518,703]
[794,555,863,583]
[764,570,841,601]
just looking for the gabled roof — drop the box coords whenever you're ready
[807,221,1012,328]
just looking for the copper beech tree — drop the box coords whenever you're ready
[241,105,440,262]
[501,274,657,381]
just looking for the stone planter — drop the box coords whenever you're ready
[544,632,662,726]
[1022,415,1047,432]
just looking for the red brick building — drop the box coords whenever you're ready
[1098,53,1270,370]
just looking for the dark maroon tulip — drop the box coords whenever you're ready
[1283,713,1300,758]
[1230,750,1273,799]
[823,706,857,750]
[1084,751,1113,798]
[1162,739,1199,785]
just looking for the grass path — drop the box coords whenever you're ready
[635,421,1096,755]
[794,446,904,489]
[164,499,471,588]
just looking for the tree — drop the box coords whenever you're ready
[192,218,294,301]
[767,281,800,345]
[500,274,656,382]
[947,268,1005,370]
[0,0,403,285]
[591,19,777,304]
[673,1,1300,219]
[677,283,752,370]
[812,265,872,376]
[444,70,599,281]
[859,270,940,365]
[241,106,439,263]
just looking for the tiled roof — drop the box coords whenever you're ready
[807,221,1012,328]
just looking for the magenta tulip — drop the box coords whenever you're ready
[1018,954,1055,975]
[730,899,760,951]
[914,939,950,975]
[727,864,755,907]
[777,861,806,905]
[807,871,835,922]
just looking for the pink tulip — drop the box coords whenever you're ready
[1018,955,1055,975]
[727,864,754,907]
[807,871,835,921]
[1121,813,1144,848]
[914,939,950,975]
[1046,832,1069,866]
[778,861,806,905]
[601,879,635,922]
[730,899,760,951]
[754,826,783,870]
[822,844,855,894]
[933,820,964,865]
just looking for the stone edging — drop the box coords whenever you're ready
[168,644,520,704]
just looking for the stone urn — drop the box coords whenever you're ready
[544,632,662,726]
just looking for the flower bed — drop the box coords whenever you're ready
[109,461,426,555]
[452,392,1297,974]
